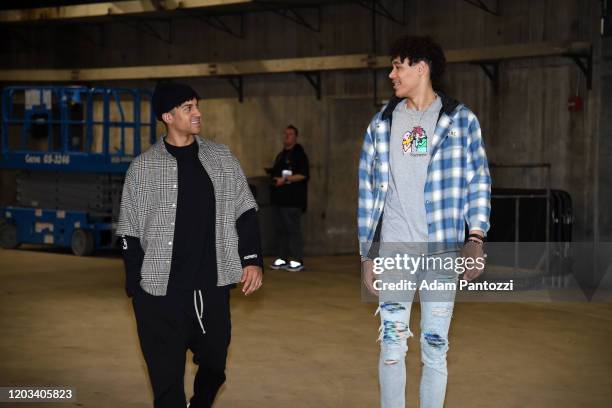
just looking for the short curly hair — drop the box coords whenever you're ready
[389,35,446,82]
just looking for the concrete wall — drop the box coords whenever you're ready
[598,35,612,242]
[0,0,604,253]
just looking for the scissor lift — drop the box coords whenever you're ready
[0,86,156,255]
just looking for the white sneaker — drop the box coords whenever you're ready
[270,258,287,270]
[285,260,304,272]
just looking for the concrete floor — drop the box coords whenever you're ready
[1,248,611,408]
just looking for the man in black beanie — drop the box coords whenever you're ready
[117,81,263,407]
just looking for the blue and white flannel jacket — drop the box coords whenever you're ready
[358,93,492,258]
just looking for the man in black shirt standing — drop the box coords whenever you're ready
[269,125,309,272]
[118,82,263,408]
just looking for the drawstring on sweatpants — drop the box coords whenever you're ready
[193,289,205,334]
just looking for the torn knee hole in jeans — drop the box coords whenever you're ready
[379,320,412,345]
[384,359,399,365]
[423,332,447,349]
[380,302,406,313]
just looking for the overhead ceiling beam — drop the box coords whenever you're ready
[0,54,371,81]
[0,41,591,82]
[445,41,589,62]
[0,0,253,23]
[374,41,592,67]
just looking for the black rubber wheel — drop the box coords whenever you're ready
[71,228,94,256]
[0,223,19,249]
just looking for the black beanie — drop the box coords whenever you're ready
[152,81,200,121]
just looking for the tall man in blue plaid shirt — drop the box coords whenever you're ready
[358,36,491,407]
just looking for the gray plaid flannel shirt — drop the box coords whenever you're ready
[116,136,257,295]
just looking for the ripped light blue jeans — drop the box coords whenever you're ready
[376,252,458,408]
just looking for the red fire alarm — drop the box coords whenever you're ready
[568,96,584,112]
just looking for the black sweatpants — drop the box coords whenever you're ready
[274,206,304,262]
[132,286,231,408]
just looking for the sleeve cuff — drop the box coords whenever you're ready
[240,253,264,269]
[236,209,264,270]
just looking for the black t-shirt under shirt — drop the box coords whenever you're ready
[120,138,264,298]
[270,143,309,210]
[164,139,217,293]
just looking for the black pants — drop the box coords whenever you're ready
[132,286,231,408]
[274,206,304,262]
